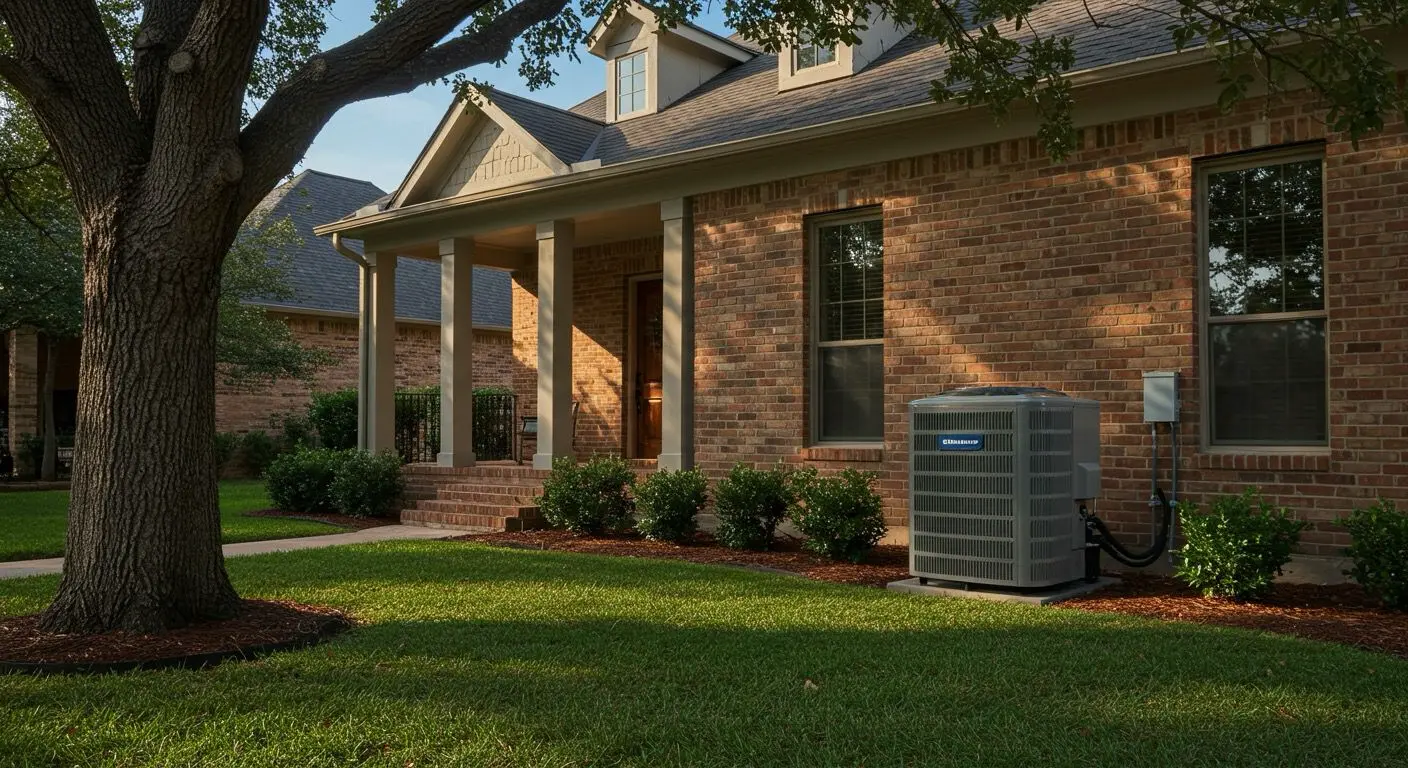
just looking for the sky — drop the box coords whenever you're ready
[300,0,736,192]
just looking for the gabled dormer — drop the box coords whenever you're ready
[587,2,754,122]
[778,6,912,91]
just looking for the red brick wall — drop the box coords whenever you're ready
[513,237,663,457]
[215,313,515,434]
[691,94,1407,557]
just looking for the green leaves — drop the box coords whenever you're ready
[1175,488,1309,600]
[790,468,887,563]
[1341,499,1408,610]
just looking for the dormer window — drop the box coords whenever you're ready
[616,51,648,116]
[793,38,837,71]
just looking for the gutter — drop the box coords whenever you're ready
[331,233,373,451]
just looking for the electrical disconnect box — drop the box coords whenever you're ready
[1142,372,1179,423]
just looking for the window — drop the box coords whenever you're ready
[812,214,884,442]
[615,51,647,116]
[793,37,837,71]
[1201,151,1327,446]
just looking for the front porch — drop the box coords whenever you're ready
[354,198,696,486]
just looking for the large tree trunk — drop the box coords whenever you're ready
[39,207,240,634]
[40,335,57,482]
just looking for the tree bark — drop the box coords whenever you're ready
[40,335,57,482]
[39,203,240,634]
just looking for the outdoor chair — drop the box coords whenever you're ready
[517,401,579,464]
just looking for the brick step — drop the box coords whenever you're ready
[415,498,542,519]
[437,488,540,505]
[403,502,544,532]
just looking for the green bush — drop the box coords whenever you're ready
[265,448,349,514]
[214,432,240,473]
[1341,499,1408,610]
[790,468,888,562]
[713,463,794,550]
[273,412,315,453]
[309,389,358,450]
[1175,488,1308,600]
[633,468,708,543]
[331,450,405,518]
[238,430,280,476]
[536,455,635,535]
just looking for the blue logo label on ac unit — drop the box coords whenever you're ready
[938,435,984,451]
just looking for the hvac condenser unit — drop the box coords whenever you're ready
[908,387,1101,589]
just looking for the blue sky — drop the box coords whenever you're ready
[301,0,735,191]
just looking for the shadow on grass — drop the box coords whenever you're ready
[3,540,1407,767]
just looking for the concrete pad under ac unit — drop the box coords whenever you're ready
[886,576,1118,606]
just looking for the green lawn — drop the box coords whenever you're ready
[0,481,341,562]
[2,542,1406,767]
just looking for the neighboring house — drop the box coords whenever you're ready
[316,0,1408,554]
[1,169,516,458]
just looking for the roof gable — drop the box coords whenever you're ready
[392,89,603,208]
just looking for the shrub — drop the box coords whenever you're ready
[265,448,349,514]
[330,450,405,518]
[238,430,280,476]
[790,468,888,562]
[1175,488,1308,600]
[214,432,240,473]
[633,468,708,543]
[16,434,43,479]
[536,455,635,535]
[1341,499,1408,610]
[273,412,315,453]
[309,389,358,450]
[713,463,794,550]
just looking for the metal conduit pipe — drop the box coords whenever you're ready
[331,233,373,451]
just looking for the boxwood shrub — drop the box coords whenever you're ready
[1341,498,1408,610]
[537,455,635,535]
[712,463,794,550]
[309,389,358,450]
[1175,488,1307,600]
[633,468,708,543]
[331,450,405,518]
[265,448,349,514]
[790,468,887,562]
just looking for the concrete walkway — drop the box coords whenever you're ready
[0,525,454,580]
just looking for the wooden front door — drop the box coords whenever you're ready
[633,279,664,459]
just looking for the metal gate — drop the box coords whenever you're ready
[394,391,517,464]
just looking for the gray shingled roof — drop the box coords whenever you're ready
[250,170,512,327]
[488,88,603,164]
[515,0,1180,168]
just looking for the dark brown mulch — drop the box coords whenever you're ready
[456,529,912,586]
[457,530,1408,659]
[0,599,350,671]
[243,508,397,530]
[1064,572,1408,659]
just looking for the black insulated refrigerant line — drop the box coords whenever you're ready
[1080,422,1177,575]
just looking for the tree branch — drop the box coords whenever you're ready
[132,0,206,134]
[0,0,142,212]
[237,0,566,215]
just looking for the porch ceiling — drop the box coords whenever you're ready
[391,202,663,262]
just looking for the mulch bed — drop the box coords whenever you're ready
[0,599,350,674]
[458,530,1408,659]
[1064,572,1408,659]
[243,508,397,530]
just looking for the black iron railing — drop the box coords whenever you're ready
[393,391,517,464]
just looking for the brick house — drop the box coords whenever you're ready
[315,0,1407,559]
[2,169,515,460]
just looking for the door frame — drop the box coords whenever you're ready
[624,273,663,459]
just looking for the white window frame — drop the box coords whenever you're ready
[809,209,885,446]
[1197,146,1330,450]
[792,39,838,72]
[615,50,648,117]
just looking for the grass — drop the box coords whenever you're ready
[0,481,341,562]
[2,541,1406,767]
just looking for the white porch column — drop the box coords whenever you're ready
[368,252,397,454]
[532,220,574,470]
[438,238,475,467]
[659,198,695,470]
